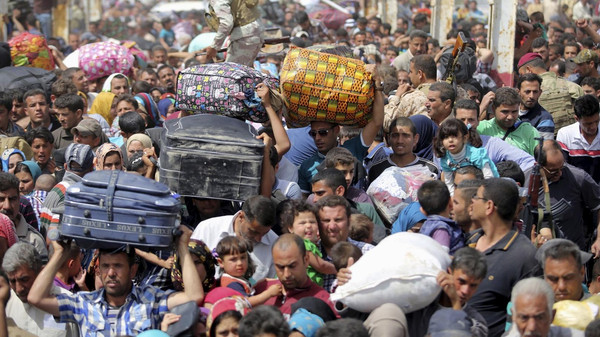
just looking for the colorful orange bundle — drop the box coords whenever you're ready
[8,32,55,71]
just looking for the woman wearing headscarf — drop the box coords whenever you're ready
[126,133,157,179]
[101,73,131,94]
[157,97,175,119]
[89,91,116,126]
[1,148,26,173]
[14,161,45,224]
[94,143,124,171]
[391,202,427,234]
[14,161,41,196]
[136,93,162,128]
[171,239,217,293]
[410,114,438,161]
[126,133,153,157]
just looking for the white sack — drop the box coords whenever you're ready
[330,232,451,313]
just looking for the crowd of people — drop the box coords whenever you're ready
[1,0,600,336]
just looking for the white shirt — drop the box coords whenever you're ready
[190,211,278,281]
[6,286,79,337]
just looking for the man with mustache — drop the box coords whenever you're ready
[157,65,176,94]
[0,173,47,261]
[191,195,278,280]
[517,74,555,140]
[505,278,584,337]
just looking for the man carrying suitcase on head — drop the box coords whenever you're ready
[205,0,264,67]
[27,226,204,336]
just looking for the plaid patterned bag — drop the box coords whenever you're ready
[280,46,374,127]
[175,62,279,123]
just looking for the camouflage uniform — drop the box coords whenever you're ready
[538,71,584,134]
[210,0,264,67]
[383,83,431,131]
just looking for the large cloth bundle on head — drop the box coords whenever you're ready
[330,232,451,313]
[78,41,135,81]
[367,165,436,225]
[8,32,55,71]
[175,62,281,123]
[280,46,374,127]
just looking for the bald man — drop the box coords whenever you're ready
[252,233,336,315]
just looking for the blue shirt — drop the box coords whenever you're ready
[519,103,555,139]
[298,134,369,193]
[56,284,174,336]
[284,126,318,166]
[159,29,175,47]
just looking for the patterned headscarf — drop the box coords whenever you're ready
[171,239,216,292]
[157,98,175,118]
[95,143,123,170]
[1,148,25,172]
[0,213,18,247]
[89,91,116,125]
[135,93,162,127]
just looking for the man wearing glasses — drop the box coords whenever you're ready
[535,139,600,257]
[465,178,538,337]
[297,72,385,196]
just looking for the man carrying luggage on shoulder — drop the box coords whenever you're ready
[27,226,204,336]
[297,65,385,197]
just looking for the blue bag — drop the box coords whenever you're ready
[60,170,181,250]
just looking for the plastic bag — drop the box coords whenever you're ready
[330,232,451,313]
[552,299,599,331]
[366,165,436,224]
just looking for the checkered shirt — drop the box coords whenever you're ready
[56,284,174,336]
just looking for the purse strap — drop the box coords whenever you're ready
[106,171,119,222]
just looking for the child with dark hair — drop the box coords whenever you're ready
[434,118,498,194]
[216,236,282,306]
[330,241,362,271]
[417,180,464,255]
[285,200,336,286]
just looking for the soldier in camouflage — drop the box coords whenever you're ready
[205,0,264,67]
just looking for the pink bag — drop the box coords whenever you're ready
[78,42,135,81]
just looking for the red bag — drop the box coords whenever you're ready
[9,32,55,71]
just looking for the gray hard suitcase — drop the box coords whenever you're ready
[159,114,265,201]
[59,170,181,250]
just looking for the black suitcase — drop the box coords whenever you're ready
[59,170,181,250]
[160,114,265,201]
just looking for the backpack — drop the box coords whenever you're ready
[437,46,477,84]
[539,78,574,134]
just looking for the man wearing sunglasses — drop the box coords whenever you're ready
[297,72,385,197]
[535,139,600,258]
